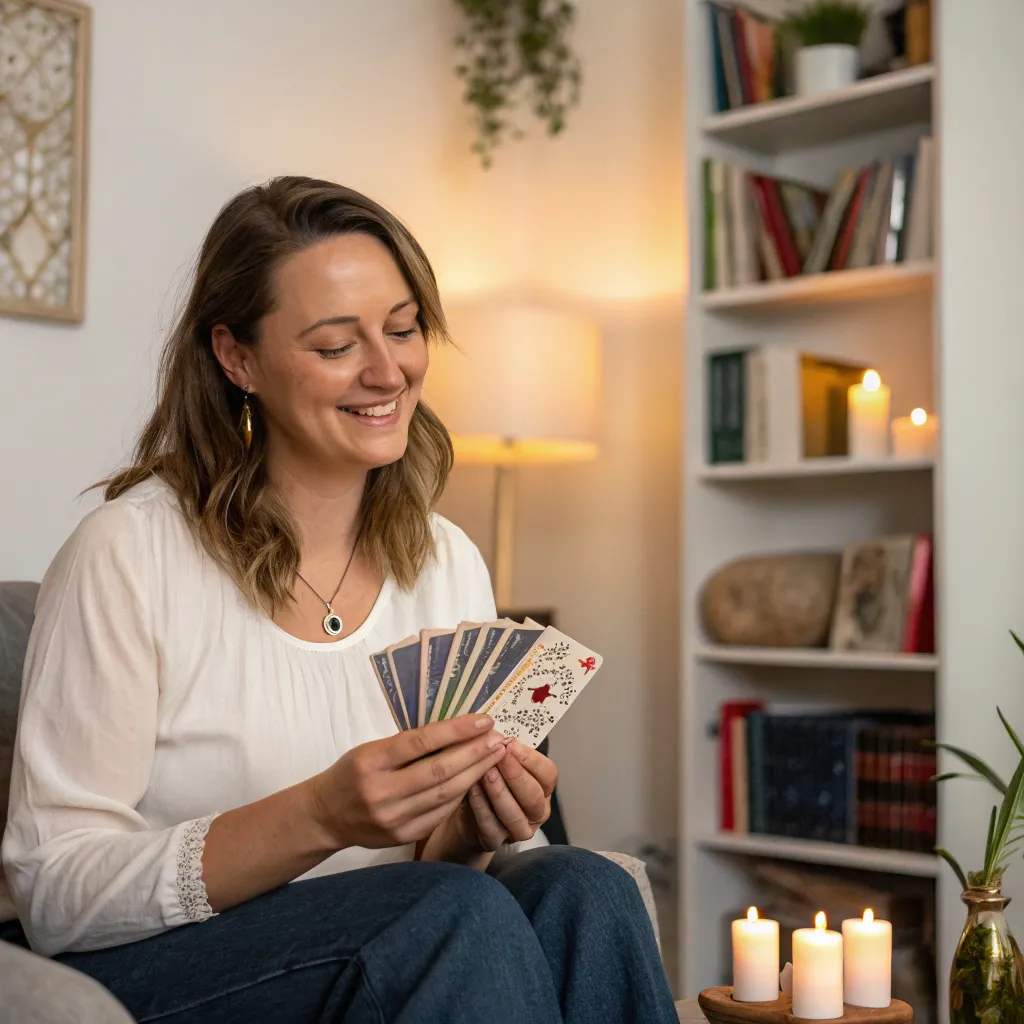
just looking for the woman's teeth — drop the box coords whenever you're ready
[341,399,398,417]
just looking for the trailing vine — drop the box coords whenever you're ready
[453,0,582,168]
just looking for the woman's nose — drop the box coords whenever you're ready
[361,336,404,390]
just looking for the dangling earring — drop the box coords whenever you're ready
[239,385,253,450]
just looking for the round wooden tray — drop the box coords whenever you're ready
[698,987,913,1023]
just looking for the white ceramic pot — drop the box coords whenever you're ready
[795,44,859,96]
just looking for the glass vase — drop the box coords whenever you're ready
[950,886,1024,1023]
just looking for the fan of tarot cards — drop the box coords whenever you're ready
[370,618,603,749]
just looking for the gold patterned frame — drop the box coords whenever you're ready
[0,0,90,323]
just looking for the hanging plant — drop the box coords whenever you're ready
[453,0,582,168]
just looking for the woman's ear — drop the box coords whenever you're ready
[211,325,250,390]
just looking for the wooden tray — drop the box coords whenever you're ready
[698,987,913,1023]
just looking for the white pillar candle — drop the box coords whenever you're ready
[842,908,892,1008]
[792,912,844,1019]
[891,408,939,459]
[731,907,780,1002]
[848,370,891,458]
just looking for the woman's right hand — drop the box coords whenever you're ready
[307,714,507,851]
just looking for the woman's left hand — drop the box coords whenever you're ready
[420,740,557,865]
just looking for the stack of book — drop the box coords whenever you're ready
[706,1,780,111]
[703,139,935,291]
[721,702,938,853]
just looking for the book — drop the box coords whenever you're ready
[720,700,763,831]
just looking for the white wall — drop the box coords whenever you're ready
[0,0,683,868]
[936,0,1024,975]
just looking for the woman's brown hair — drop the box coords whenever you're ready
[100,176,454,611]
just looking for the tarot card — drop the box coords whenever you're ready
[448,620,513,718]
[466,626,546,714]
[481,627,603,748]
[371,651,406,730]
[431,622,482,723]
[387,636,421,730]
[418,628,455,726]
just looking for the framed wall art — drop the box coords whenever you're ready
[0,0,90,323]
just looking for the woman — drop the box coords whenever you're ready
[1,177,676,1023]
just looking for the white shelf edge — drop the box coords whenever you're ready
[696,456,935,481]
[701,64,935,138]
[696,831,941,877]
[700,262,934,312]
[693,644,938,672]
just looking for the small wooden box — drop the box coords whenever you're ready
[698,987,913,1023]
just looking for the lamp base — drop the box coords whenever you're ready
[698,988,912,1023]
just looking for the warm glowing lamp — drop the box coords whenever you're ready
[426,302,601,608]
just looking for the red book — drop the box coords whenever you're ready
[750,176,801,276]
[828,167,870,270]
[720,700,763,831]
[731,9,756,104]
[902,534,935,653]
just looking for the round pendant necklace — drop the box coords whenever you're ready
[295,524,363,637]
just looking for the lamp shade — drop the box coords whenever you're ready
[425,302,601,465]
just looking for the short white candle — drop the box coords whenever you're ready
[842,908,892,1008]
[792,912,844,1019]
[848,370,891,459]
[891,408,939,459]
[731,907,780,1002]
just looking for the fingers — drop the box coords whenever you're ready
[481,754,544,842]
[378,714,495,769]
[503,740,558,798]
[393,728,507,800]
[391,794,464,846]
[390,741,507,821]
[467,783,508,851]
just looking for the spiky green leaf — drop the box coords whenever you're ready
[984,755,1024,884]
[932,742,1008,794]
[1011,629,1024,658]
[931,772,984,784]
[997,707,1024,758]
[935,847,969,890]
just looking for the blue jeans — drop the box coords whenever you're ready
[0,846,677,1023]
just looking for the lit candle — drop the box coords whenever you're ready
[731,907,780,1002]
[792,911,844,1019]
[848,370,891,458]
[842,908,892,1008]
[891,408,939,459]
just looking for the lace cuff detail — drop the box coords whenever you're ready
[174,814,218,922]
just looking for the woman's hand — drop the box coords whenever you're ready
[420,740,557,865]
[307,714,507,851]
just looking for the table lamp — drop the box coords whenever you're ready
[426,301,601,610]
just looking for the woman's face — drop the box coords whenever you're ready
[227,232,429,476]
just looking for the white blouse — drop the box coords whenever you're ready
[1,477,496,955]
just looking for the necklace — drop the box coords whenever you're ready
[295,524,363,637]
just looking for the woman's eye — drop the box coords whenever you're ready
[391,328,418,340]
[317,345,354,359]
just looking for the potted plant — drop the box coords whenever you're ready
[782,1,870,96]
[933,631,1024,1023]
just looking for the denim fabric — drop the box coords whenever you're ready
[1,846,676,1024]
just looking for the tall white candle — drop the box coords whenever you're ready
[731,907,780,1002]
[891,408,939,459]
[792,912,844,1019]
[848,370,891,458]
[842,908,892,1008]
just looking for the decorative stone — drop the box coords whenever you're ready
[700,553,841,648]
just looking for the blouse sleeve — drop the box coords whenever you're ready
[1,501,217,955]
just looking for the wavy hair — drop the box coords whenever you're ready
[100,176,454,611]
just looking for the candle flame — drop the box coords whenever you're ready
[862,370,881,392]
[815,911,827,931]
[747,907,758,923]
[864,908,874,924]
[911,408,927,426]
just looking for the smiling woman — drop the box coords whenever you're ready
[0,177,677,1024]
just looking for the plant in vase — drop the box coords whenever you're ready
[782,1,869,96]
[933,631,1024,1024]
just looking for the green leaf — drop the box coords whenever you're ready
[931,772,985,784]
[984,754,1024,884]
[1011,629,1024,658]
[932,742,1008,794]
[997,707,1024,758]
[935,847,969,890]
[985,805,997,870]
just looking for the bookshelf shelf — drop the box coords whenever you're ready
[694,645,938,672]
[696,831,941,878]
[697,456,934,482]
[702,64,935,154]
[700,261,934,313]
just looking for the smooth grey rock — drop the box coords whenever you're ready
[700,553,841,647]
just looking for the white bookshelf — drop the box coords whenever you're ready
[679,0,947,1015]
